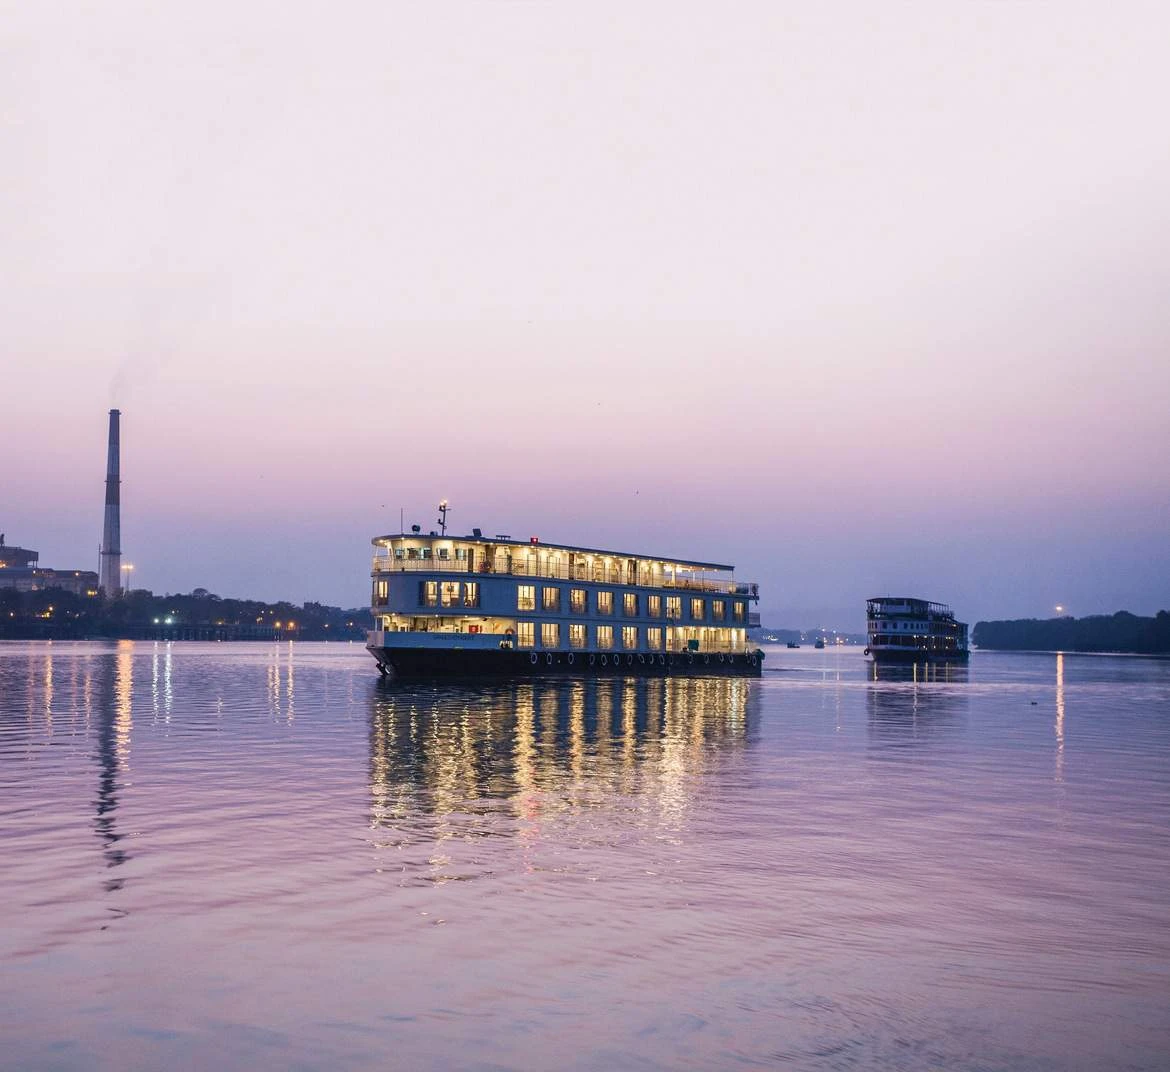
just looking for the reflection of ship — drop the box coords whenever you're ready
[366,515,763,679]
[367,676,758,833]
[864,597,969,663]
[867,660,968,684]
[866,662,969,744]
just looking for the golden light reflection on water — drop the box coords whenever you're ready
[367,677,754,875]
[43,644,53,728]
[266,642,296,722]
[150,641,174,723]
[115,640,133,771]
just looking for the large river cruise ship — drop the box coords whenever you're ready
[865,597,969,662]
[367,523,762,679]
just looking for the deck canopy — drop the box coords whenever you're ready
[373,532,735,573]
[867,597,956,619]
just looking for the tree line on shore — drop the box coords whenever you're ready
[973,611,1170,654]
[0,586,370,641]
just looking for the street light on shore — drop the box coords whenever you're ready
[1055,605,1065,615]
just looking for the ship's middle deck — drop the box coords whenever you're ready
[372,534,756,597]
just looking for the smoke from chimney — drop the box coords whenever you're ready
[99,409,122,596]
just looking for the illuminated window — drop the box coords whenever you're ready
[463,582,480,608]
[570,588,587,613]
[569,624,587,649]
[441,581,460,607]
[420,581,438,607]
[691,598,705,620]
[623,592,638,616]
[597,591,613,615]
[541,622,560,648]
[517,622,535,648]
[542,586,561,611]
[666,596,681,620]
[647,627,663,650]
[712,600,725,621]
[733,601,745,622]
[374,579,388,606]
[517,585,536,611]
[647,595,662,617]
[596,625,613,649]
[622,626,638,649]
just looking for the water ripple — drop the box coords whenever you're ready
[1,641,1169,1070]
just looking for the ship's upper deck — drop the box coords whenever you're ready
[372,532,756,597]
[867,597,958,621]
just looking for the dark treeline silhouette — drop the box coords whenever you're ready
[0,586,370,641]
[973,611,1170,654]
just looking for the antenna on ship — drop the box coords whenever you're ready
[437,500,449,537]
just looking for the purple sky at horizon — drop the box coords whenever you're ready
[4,3,1169,629]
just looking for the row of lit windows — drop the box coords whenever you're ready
[513,623,743,650]
[517,623,666,650]
[418,580,480,608]
[409,581,746,621]
[872,635,963,647]
[518,584,743,621]
[869,621,964,633]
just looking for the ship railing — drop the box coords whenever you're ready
[371,554,742,593]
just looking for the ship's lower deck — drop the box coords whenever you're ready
[865,645,969,663]
[367,643,763,680]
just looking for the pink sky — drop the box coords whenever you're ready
[4,3,1169,626]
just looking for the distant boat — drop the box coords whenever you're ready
[786,641,800,649]
[814,638,825,649]
[864,597,969,662]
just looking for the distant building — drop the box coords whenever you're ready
[0,537,38,570]
[0,535,100,596]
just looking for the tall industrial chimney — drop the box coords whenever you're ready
[99,409,122,596]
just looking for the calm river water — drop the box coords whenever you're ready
[2,641,1169,1070]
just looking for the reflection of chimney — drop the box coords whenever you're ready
[99,409,122,596]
